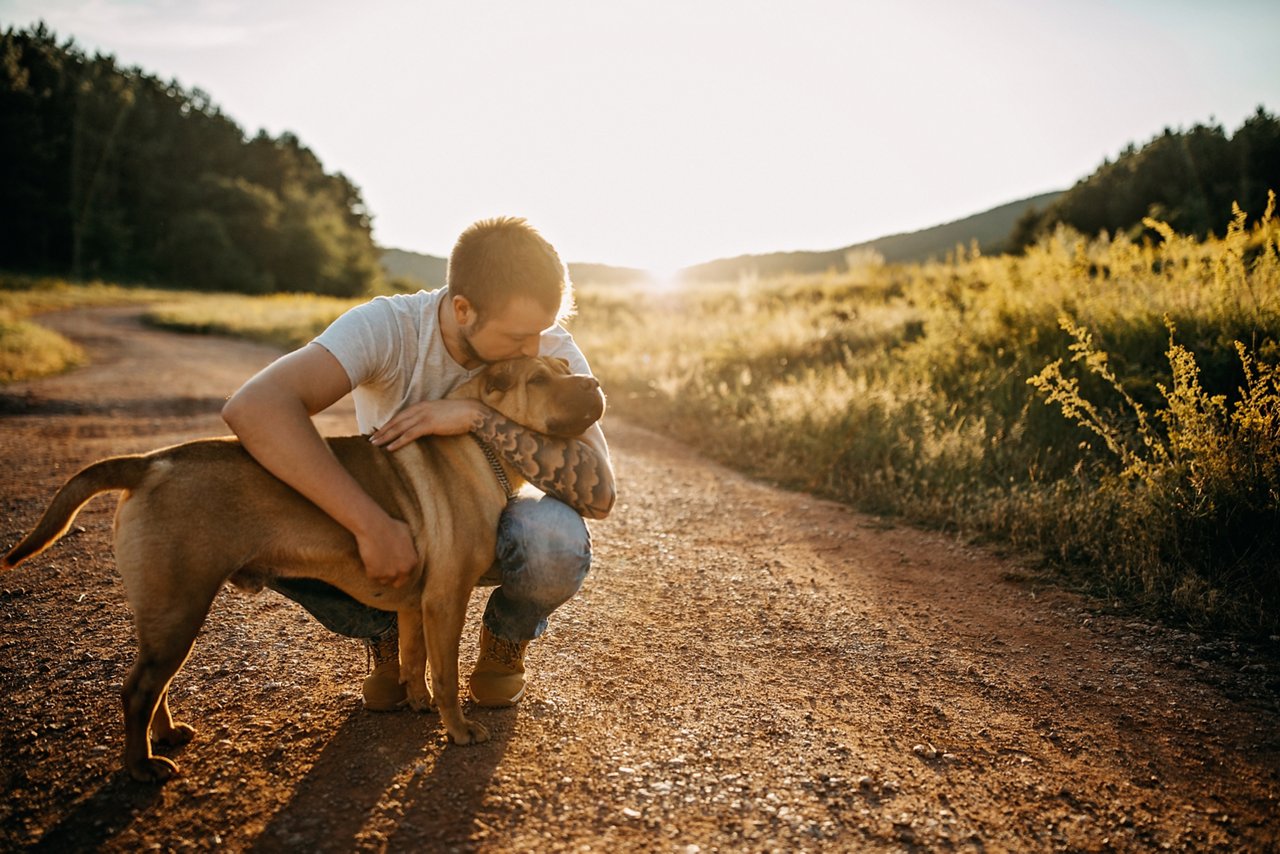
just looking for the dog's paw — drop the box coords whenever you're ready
[152,723,196,749]
[128,755,179,783]
[448,719,490,745]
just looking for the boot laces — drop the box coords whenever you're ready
[365,631,398,670]
[489,634,525,668]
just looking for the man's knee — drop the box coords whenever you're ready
[496,494,591,603]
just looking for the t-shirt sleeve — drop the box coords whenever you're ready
[312,298,402,389]
[541,326,593,376]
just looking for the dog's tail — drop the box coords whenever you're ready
[3,455,152,570]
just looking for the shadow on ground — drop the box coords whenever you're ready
[26,706,514,852]
[251,706,514,851]
[29,774,165,853]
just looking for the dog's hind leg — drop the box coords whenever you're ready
[119,576,221,783]
[122,653,190,782]
[398,608,434,712]
[151,687,196,750]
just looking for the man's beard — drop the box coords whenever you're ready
[458,322,486,366]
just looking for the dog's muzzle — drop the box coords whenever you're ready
[547,376,605,437]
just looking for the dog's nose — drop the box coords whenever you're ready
[578,376,600,391]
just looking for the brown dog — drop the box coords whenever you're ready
[3,356,605,782]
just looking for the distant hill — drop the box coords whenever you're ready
[381,248,448,289]
[379,191,1064,290]
[678,191,1063,283]
[565,262,654,286]
[379,248,653,290]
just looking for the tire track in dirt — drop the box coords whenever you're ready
[1,306,1277,852]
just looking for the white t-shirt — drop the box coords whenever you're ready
[313,288,591,435]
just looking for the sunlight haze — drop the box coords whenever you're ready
[2,0,1277,272]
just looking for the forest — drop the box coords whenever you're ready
[0,24,380,296]
[1012,108,1280,248]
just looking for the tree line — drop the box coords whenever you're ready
[0,24,380,296]
[1012,107,1280,248]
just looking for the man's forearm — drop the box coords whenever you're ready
[473,410,616,519]
[224,390,385,536]
[220,343,419,585]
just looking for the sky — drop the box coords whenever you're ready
[2,1,1278,273]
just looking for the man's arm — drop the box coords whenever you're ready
[370,399,616,519]
[473,411,616,520]
[221,343,418,586]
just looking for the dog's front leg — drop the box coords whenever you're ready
[422,585,490,745]
[397,608,434,712]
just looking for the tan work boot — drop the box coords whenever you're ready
[469,625,530,707]
[362,631,407,711]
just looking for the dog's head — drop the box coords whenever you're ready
[465,356,605,437]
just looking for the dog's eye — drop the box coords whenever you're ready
[527,373,549,385]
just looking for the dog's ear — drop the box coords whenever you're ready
[484,362,516,394]
[552,357,571,372]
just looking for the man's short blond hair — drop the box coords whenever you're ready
[447,217,574,323]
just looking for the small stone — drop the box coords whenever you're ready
[913,743,939,759]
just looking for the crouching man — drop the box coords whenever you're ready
[221,217,615,708]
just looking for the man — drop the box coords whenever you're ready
[221,217,615,710]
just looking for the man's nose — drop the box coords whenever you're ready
[520,339,540,358]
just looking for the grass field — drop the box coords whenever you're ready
[3,199,1277,635]
[572,199,1280,637]
[142,293,361,350]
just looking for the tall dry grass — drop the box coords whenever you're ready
[143,293,359,350]
[575,196,1280,635]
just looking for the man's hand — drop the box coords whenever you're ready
[369,399,488,451]
[355,513,418,587]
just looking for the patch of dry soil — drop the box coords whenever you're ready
[1,307,1277,852]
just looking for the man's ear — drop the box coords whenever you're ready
[452,294,476,327]
[485,362,515,394]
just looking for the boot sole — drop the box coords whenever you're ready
[469,683,526,708]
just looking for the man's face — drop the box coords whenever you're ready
[458,294,558,366]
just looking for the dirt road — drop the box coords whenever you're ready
[1,307,1277,852]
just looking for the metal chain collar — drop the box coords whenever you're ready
[471,435,515,500]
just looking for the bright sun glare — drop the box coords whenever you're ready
[643,265,686,293]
